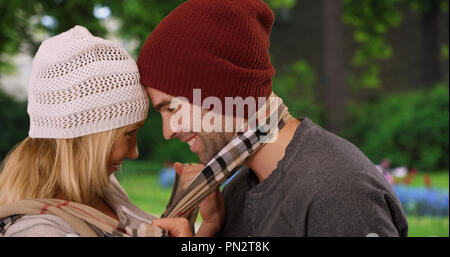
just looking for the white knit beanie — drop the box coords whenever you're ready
[27,25,149,139]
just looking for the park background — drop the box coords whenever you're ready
[0,0,448,236]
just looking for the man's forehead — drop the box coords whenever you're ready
[146,87,174,100]
[146,87,174,108]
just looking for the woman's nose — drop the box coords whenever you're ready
[162,114,176,140]
[127,144,139,160]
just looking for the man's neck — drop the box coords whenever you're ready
[244,118,301,182]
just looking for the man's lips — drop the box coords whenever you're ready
[179,134,197,147]
[185,135,197,147]
[177,134,201,154]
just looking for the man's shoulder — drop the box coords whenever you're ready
[295,118,363,156]
[288,118,379,174]
[279,118,392,196]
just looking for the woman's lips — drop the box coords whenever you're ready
[111,163,121,172]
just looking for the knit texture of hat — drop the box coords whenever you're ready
[28,25,149,139]
[137,0,275,109]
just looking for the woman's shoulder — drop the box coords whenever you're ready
[3,214,78,237]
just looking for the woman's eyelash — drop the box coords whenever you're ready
[127,129,138,135]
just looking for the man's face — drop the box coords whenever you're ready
[146,88,234,164]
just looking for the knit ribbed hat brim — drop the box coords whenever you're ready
[28,25,149,139]
[137,0,275,112]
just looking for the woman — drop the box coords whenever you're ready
[0,26,223,237]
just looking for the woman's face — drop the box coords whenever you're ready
[108,121,145,175]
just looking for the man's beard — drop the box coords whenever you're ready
[196,131,234,164]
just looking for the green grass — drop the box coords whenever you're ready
[117,160,449,236]
[404,171,449,189]
[407,216,449,237]
[116,160,170,216]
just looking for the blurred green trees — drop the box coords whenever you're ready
[345,84,449,170]
[0,91,28,159]
[0,0,35,75]
[265,0,297,8]
[0,0,448,171]
[0,0,108,61]
[344,0,448,89]
[274,60,324,124]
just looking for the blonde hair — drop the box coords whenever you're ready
[0,125,130,206]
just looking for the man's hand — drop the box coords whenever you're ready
[151,218,192,237]
[173,162,225,237]
[173,162,201,189]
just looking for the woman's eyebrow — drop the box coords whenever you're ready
[129,122,145,130]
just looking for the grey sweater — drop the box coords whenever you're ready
[218,118,408,237]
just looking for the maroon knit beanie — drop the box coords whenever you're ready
[137,0,275,111]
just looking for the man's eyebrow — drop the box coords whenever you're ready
[153,100,172,111]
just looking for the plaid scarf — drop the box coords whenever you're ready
[0,199,167,237]
[162,93,292,219]
[0,93,291,237]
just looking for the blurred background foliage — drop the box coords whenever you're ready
[344,0,449,89]
[0,0,448,238]
[0,90,28,159]
[0,0,448,173]
[344,84,449,171]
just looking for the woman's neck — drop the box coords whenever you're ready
[90,197,120,222]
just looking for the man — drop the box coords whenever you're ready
[138,0,408,236]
